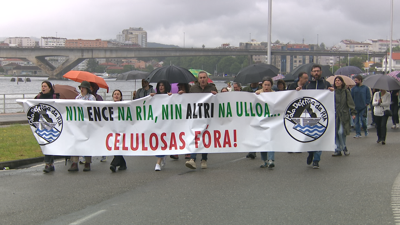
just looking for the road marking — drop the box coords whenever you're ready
[391,172,400,224]
[69,210,106,225]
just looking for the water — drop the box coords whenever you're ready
[0,77,230,113]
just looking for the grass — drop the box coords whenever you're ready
[0,124,43,162]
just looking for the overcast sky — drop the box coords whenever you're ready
[1,0,398,48]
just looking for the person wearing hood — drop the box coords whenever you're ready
[34,81,60,173]
[302,65,334,169]
[133,79,155,99]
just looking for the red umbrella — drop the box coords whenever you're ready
[63,71,109,92]
[53,84,79,99]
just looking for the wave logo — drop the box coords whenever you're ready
[284,97,328,143]
[27,103,63,145]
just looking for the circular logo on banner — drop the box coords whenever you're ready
[27,104,63,145]
[284,97,328,143]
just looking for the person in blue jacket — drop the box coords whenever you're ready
[350,75,371,138]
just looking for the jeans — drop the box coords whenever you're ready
[335,122,346,152]
[191,153,208,161]
[309,151,322,162]
[44,155,54,164]
[355,108,368,136]
[375,115,389,141]
[260,152,275,161]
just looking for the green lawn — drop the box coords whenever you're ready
[0,124,43,162]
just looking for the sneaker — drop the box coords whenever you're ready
[184,154,191,159]
[43,165,54,173]
[377,139,382,143]
[68,163,79,172]
[118,166,127,171]
[391,125,396,129]
[343,147,350,156]
[312,161,319,169]
[382,141,386,145]
[155,164,161,171]
[307,152,314,165]
[110,165,116,172]
[83,163,91,172]
[260,161,267,168]
[396,124,399,129]
[185,159,196,169]
[170,155,179,160]
[79,156,85,164]
[332,151,342,157]
[353,135,361,138]
[267,160,275,168]
[246,153,256,159]
[100,156,107,162]
[201,160,207,169]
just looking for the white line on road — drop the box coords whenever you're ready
[69,210,106,225]
[391,172,400,225]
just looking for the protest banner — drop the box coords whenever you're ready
[17,90,334,156]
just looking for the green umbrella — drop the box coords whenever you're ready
[189,69,212,77]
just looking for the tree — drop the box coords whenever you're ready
[319,43,326,50]
[273,40,280,44]
[86,59,98,72]
[230,62,241,74]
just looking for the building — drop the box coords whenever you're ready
[334,39,372,52]
[1,58,31,67]
[2,63,42,75]
[120,27,147,47]
[65,39,108,48]
[4,37,36,47]
[380,52,400,72]
[271,44,317,74]
[364,39,400,52]
[239,40,267,63]
[39,37,67,48]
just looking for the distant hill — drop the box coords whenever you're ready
[147,42,180,48]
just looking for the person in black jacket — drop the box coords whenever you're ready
[34,81,60,173]
[302,65,333,169]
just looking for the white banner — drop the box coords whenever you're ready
[17,90,335,156]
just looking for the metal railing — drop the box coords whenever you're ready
[0,91,135,114]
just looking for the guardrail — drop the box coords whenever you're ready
[0,91,135,114]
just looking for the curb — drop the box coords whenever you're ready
[0,156,65,169]
[0,120,28,126]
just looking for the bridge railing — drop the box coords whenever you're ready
[0,91,135,114]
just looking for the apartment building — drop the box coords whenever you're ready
[119,27,147,47]
[334,39,371,52]
[65,39,108,48]
[365,39,400,52]
[39,37,67,48]
[4,37,36,47]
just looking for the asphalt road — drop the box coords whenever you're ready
[1,126,400,225]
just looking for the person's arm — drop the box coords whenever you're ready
[365,86,371,105]
[346,89,357,119]
[372,92,380,106]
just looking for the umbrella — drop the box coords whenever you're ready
[362,74,400,91]
[116,70,148,81]
[334,66,363,76]
[63,71,109,92]
[387,72,400,82]
[145,65,197,83]
[234,64,278,84]
[272,74,285,81]
[53,84,79,99]
[326,75,356,86]
[284,63,333,82]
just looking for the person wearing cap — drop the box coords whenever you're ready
[68,81,96,172]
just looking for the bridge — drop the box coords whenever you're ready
[0,47,386,79]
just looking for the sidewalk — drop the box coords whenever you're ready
[0,113,28,126]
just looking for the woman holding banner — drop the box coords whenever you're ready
[332,76,356,156]
[372,89,391,145]
[35,81,60,173]
[255,77,275,169]
[109,90,128,172]
[150,80,172,171]
[68,81,96,172]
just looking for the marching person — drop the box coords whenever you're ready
[133,79,155,99]
[185,71,217,170]
[34,81,60,173]
[287,72,309,90]
[332,76,356,156]
[109,89,128,172]
[150,80,172,171]
[68,81,96,172]
[351,75,371,138]
[255,77,275,169]
[372,89,391,145]
[89,82,107,163]
[302,65,334,169]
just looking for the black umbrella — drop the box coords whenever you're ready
[362,74,400,91]
[284,63,333,82]
[234,64,278,84]
[334,66,363,76]
[116,70,148,81]
[145,65,197,83]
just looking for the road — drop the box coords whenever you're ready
[1,127,400,225]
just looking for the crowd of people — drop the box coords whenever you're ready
[34,65,397,173]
